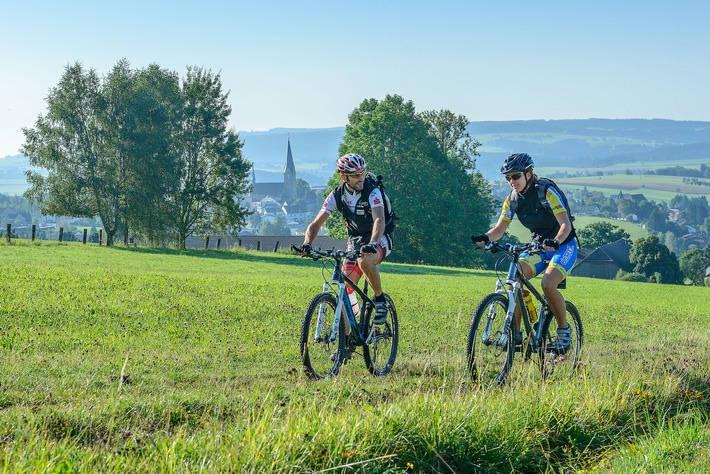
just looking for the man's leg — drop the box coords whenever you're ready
[358,249,383,296]
[358,247,388,323]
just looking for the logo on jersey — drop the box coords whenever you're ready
[373,197,381,205]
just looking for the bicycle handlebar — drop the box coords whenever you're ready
[483,241,545,256]
[290,244,361,261]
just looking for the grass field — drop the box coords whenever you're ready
[0,242,708,472]
[553,174,710,203]
[535,157,710,177]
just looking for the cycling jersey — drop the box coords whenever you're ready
[322,184,385,239]
[500,184,574,244]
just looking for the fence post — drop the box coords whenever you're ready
[83,229,88,244]
[5,224,10,243]
[256,241,261,251]
[274,241,280,252]
[58,227,64,242]
[238,238,242,247]
[99,229,103,246]
[205,236,210,249]
[216,238,221,249]
[31,224,36,241]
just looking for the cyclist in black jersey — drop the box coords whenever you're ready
[296,153,392,324]
[472,153,577,351]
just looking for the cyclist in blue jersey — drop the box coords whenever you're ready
[472,153,577,351]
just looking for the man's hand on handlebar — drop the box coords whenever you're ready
[360,243,378,254]
[295,243,312,256]
[471,234,490,246]
[542,238,560,250]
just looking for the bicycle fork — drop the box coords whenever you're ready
[482,280,520,347]
[313,281,343,344]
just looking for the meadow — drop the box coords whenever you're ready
[0,242,708,473]
[553,174,709,203]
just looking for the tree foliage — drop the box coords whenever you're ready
[629,235,683,284]
[21,60,252,247]
[577,221,631,249]
[173,67,252,248]
[679,248,707,286]
[332,95,494,267]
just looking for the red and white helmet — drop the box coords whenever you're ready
[336,153,366,175]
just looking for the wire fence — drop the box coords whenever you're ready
[1,223,347,253]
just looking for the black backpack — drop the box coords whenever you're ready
[510,177,579,243]
[334,173,397,235]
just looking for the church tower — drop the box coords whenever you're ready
[282,138,297,202]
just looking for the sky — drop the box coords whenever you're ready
[2,0,710,157]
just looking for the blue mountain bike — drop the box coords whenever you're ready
[467,241,584,387]
[293,246,399,380]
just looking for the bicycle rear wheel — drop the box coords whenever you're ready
[538,301,583,381]
[466,293,515,387]
[300,292,345,380]
[363,293,398,376]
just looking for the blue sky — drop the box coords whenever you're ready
[2,0,709,157]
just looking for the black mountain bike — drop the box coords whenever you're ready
[467,241,583,387]
[293,246,399,380]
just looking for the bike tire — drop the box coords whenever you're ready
[538,300,583,381]
[362,293,398,376]
[300,292,345,380]
[466,293,515,387]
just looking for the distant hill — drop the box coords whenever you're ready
[0,154,31,180]
[4,119,710,194]
[242,119,710,184]
[470,118,710,177]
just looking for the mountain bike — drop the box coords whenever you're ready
[467,241,583,387]
[292,245,399,380]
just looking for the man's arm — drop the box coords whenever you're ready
[303,210,330,245]
[369,206,385,244]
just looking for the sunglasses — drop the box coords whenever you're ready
[347,172,366,178]
[505,172,523,181]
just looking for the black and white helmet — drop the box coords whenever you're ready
[500,153,534,174]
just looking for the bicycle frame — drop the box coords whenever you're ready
[489,242,549,351]
[315,251,379,347]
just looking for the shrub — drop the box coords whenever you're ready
[615,270,648,282]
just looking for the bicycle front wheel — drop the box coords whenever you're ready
[300,292,345,380]
[363,293,398,376]
[466,293,515,388]
[538,300,583,381]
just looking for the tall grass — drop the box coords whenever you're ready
[0,241,708,472]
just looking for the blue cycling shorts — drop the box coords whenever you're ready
[520,240,578,278]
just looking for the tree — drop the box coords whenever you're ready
[172,67,252,248]
[22,63,115,240]
[102,61,182,245]
[259,216,290,236]
[23,60,182,246]
[616,198,638,218]
[682,196,709,226]
[419,109,481,171]
[577,221,631,249]
[646,208,668,234]
[679,248,707,285]
[335,95,494,267]
[629,235,683,284]
[664,231,680,255]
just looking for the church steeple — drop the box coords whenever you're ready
[282,138,297,201]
